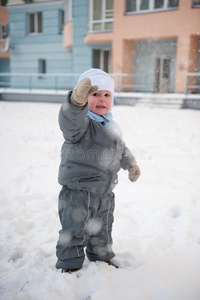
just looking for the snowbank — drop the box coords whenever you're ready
[0,101,200,300]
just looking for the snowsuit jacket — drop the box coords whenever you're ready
[58,92,135,196]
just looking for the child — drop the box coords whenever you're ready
[56,68,140,273]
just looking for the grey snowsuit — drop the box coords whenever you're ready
[56,92,135,270]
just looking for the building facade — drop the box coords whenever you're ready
[0,0,10,73]
[84,0,200,93]
[1,0,200,92]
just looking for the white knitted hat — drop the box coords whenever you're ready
[78,68,114,104]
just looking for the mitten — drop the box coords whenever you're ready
[70,78,98,107]
[128,162,141,182]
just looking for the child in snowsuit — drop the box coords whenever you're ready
[56,69,140,272]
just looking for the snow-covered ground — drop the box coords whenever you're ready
[0,101,200,300]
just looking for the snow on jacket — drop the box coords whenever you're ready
[58,92,135,196]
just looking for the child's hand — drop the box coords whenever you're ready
[71,78,98,107]
[128,162,141,182]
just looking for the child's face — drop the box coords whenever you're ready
[88,90,112,115]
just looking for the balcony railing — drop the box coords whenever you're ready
[0,73,148,93]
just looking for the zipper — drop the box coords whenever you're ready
[72,175,100,182]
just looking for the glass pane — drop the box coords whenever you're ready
[106,0,113,10]
[193,0,200,5]
[105,10,113,18]
[93,23,102,31]
[155,0,164,9]
[167,0,179,8]
[39,59,46,74]
[105,1,113,20]
[93,0,102,20]
[140,0,149,10]
[1,0,8,6]
[38,12,42,33]
[105,21,113,30]
[103,50,110,73]
[126,0,136,12]
[93,50,100,69]
[163,59,170,78]
[42,60,46,73]
[2,25,8,38]
[154,58,160,92]
[29,14,35,33]
[61,10,65,26]
[0,25,3,39]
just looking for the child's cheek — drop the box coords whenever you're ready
[88,97,96,112]
[106,99,112,111]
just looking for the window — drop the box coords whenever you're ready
[141,0,149,10]
[163,59,170,79]
[28,12,42,34]
[0,0,8,6]
[155,0,164,9]
[0,24,8,39]
[127,0,136,12]
[38,59,46,78]
[167,0,179,8]
[89,0,113,32]
[192,0,200,7]
[126,0,179,13]
[92,49,111,73]
[59,9,65,33]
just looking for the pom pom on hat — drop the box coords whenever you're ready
[78,68,114,103]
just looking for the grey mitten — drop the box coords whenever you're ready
[70,78,98,107]
[128,162,141,182]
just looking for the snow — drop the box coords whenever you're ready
[0,100,200,300]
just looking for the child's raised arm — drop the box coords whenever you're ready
[71,78,98,107]
[58,78,98,143]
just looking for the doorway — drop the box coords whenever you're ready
[154,57,171,93]
[92,49,111,73]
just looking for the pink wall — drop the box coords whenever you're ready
[0,7,9,58]
[85,0,200,93]
[63,21,73,49]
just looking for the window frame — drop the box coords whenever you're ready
[28,12,42,35]
[192,0,200,8]
[126,0,179,14]
[89,0,113,32]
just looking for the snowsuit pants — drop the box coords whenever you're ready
[56,186,115,270]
